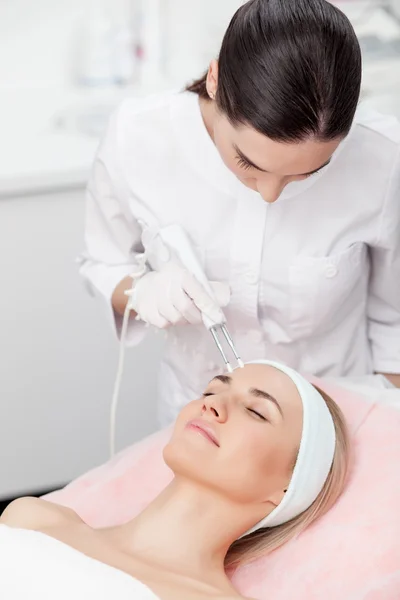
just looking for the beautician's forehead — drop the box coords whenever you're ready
[232,364,302,410]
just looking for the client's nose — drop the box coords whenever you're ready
[202,396,227,423]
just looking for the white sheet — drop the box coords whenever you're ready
[0,525,159,600]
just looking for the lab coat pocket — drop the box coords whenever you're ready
[289,242,367,338]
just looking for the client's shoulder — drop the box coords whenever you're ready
[0,497,82,530]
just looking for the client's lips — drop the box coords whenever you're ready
[186,419,220,447]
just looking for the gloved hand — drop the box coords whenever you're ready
[128,262,230,329]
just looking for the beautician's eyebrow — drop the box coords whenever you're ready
[211,375,283,417]
[234,144,332,177]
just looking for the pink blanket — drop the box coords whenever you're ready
[46,380,400,599]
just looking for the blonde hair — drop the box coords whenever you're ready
[225,385,350,570]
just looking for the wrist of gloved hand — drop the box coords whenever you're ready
[127,263,230,329]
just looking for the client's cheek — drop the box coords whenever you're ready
[248,443,287,478]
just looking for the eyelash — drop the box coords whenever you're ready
[303,168,322,179]
[247,408,267,421]
[202,393,267,421]
[236,156,323,179]
[235,155,253,171]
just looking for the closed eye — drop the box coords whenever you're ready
[247,408,268,421]
[203,391,269,422]
[303,168,322,179]
[235,155,253,171]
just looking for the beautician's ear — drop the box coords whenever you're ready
[206,60,219,99]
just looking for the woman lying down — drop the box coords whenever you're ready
[0,361,349,600]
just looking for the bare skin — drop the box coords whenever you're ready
[1,365,305,600]
[379,373,400,388]
[112,274,135,318]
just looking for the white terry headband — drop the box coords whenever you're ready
[243,360,336,535]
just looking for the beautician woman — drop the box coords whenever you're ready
[80,0,400,424]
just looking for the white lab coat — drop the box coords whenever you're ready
[80,91,400,425]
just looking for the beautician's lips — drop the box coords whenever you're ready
[186,419,220,447]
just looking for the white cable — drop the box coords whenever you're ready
[109,261,148,457]
[109,300,132,457]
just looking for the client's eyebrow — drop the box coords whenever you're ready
[213,375,232,385]
[211,375,283,417]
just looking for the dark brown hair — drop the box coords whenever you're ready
[186,0,362,142]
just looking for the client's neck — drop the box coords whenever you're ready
[120,477,253,585]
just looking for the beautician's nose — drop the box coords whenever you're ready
[256,178,286,204]
[202,395,228,423]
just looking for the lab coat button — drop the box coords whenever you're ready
[245,270,258,285]
[325,264,338,278]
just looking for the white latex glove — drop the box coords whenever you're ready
[128,263,230,329]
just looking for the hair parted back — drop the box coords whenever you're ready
[187,0,362,143]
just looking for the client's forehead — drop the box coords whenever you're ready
[231,364,302,413]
